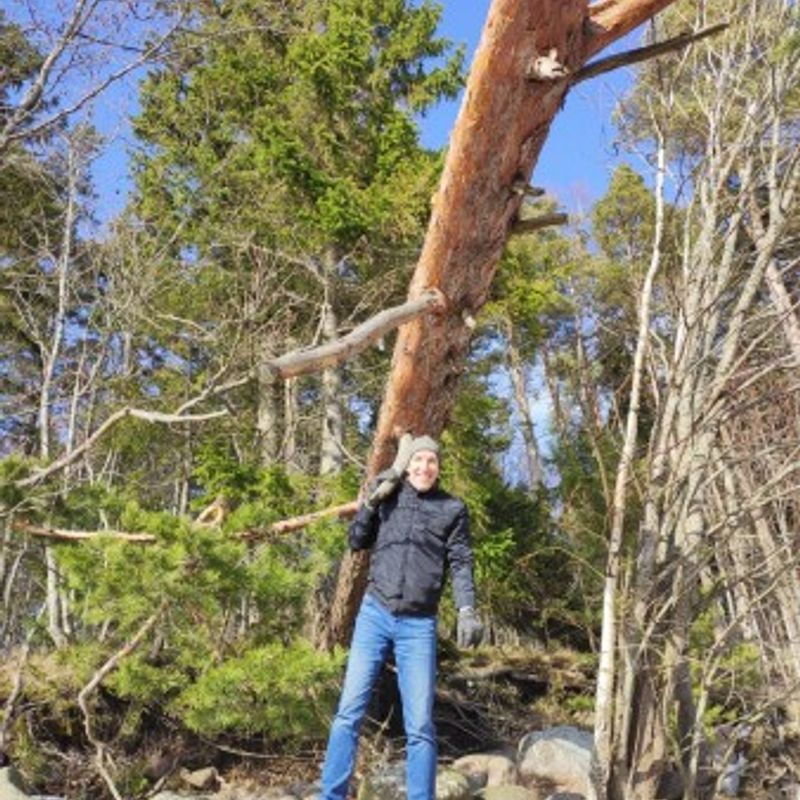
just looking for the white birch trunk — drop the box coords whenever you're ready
[591,126,667,800]
[319,254,344,476]
[505,321,543,488]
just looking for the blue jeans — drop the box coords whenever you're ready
[320,594,438,800]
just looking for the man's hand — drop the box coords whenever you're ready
[457,607,483,648]
[364,468,400,511]
[389,432,415,477]
[363,433,415,511]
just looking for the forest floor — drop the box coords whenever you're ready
[192,643,598,792]
[4,642,799,798]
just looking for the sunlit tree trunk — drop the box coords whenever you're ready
[764,259,800,365]
[283,375,299,468]
[319,276,344,475]
[257,355,280,467]
[591,123,666,800]
[324,0,680,649]
[504,320,543,488]
[38,134,84,650]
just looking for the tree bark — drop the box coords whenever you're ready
[504,320,543,489]
[257,354,280,467]
[283,375,299,468]
[39,135,81,651]
[45,546,66,648]
[322,0,680,649]
[591,123,666,800]
[764,258,800,365]
[319,254,344,475]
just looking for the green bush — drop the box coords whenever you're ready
[173,640,345,738]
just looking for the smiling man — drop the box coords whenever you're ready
[319,434,482,800]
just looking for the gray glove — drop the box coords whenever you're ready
[364,433,415,511]
[457,607,483,648]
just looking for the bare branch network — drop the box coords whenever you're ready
[11,290,446,489]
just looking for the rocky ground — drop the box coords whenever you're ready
[2,646,798,799]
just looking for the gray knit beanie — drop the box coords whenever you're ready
[407,435,440,460]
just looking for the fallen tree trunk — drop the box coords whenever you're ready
[320,0,680,649]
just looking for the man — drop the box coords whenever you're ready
[320,434,483,800]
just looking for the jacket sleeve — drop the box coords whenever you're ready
[446,503,476,610]
[348,503,380,551]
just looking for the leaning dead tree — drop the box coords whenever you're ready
[319,0,685,649]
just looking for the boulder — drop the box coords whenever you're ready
[435,768,472,800]
[181,766,220,791]
[452,753,518,789]
[452,754,488,792]
[482,785,537,800]
[545,794,585,800]
[517,727,593,797]
[357,763,406,800]
[0,766,30,799]
[357,764,471,800]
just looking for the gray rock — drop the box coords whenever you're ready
[0,766,30,799]
[435,768,472,800]
[517,726,593,797]
[485,755,519,788]
[482,785,536,800]
[718,753,746,797]
[357,763,471,800]
[452,753,518,790]
[452,754,489,792]
[181,766,220,791]
[784,784,800,800]
[545,793,585,800]
[357,763,406,800]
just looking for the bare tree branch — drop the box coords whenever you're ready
[11,520,157,544]
[0,4,188,153]
[9,500,361,545]
[242,501,360,540]
[10,288,445,489]
[268,288,445,378]
[511,212,569,236]
[14,407,228,489]
[573,23,729,85]
[77,598,169,800]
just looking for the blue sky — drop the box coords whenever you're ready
[86,1,640,228]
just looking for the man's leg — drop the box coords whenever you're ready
[395,614,437,800]
[321,596,393,800]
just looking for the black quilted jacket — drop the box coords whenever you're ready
[348,480,476,616]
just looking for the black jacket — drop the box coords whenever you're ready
[348,480,476,616]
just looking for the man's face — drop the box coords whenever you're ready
[407,449,440,492]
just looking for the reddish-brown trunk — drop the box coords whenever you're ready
[320,0,678,649]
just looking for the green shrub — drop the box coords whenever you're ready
[173,640,345,738]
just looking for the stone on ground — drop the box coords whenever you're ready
[517,726,593,797]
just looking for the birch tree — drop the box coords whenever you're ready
[590,3,800,797]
